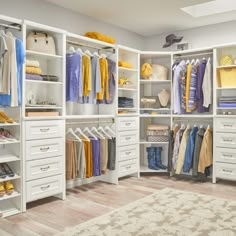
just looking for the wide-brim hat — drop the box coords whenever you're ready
[163,34,183,48]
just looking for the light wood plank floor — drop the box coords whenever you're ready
[1,175,236,236]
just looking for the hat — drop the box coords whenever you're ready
[163,34,183,48]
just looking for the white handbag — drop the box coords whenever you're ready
[26,31,56,55]
[151,64,168,80]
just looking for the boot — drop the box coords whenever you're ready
[146,147,159,170]
[155,147,167,170]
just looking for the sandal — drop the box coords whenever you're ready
[0,182,5,197]
[4,181,14,195]
[2,163,15,177]
[0,164,7,179]
[0,112,14,123]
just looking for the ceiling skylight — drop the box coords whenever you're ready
[181,0,236,17]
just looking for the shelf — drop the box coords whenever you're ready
[140,140,168,145]
[118,88,137,92]
[0,153,20,163]
[172,114,213,118]
[24,116,63,121]
[25,106,62,110]
[0,191,21,201]
[140,114,171,118]
[216,65,236,69]
[140,80,171,84]
[118,67,138,72]
[0,201,21,218]
[217,107,236,110]
[118,108,137,110]
[26,50,63,59]
[0,140,20,145]
[66,115,115,119]
[0,174,20,183]
[215,115,236,118]
[140,108,170,111]
[26,80,63,85]
[117,113,138,117]
[140,166,168,173]
[0,122,20,127]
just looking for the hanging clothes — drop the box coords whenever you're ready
[105,59,116,104]
[100,138,108,175]
[107,137,116,170]
[76,141,86,178]
[83,140,93,178]
[167,130,174,172]
[0,33,8,93]
[66,140,78,180]
[202,59,212,108]
[82,54,92,97]
[91,139,101,176]
[185,63,192,112]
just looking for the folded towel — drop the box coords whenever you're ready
[84,32,115,44]
[26,73,43,81]
[118,60,132,69]
[26,60,40,68]
[26,66,42,75]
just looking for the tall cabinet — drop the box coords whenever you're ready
[22,21,66,210]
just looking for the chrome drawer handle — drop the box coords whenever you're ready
[40,128,50,132]
[125,137,131,140]
[222,154,234,159]
[125,123,132,126]
[126,166,131,169]
[125,151,131,155]
[40,166,50,171]
[223,139,233,142]
[40,147,50,152]
[222,169,232,173]
[41,185,50,191]
[223,124,233,128]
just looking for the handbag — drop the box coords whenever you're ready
[151,64,168,80]
[140,96,160,109]
[146,124,169,142]
[26,31,56,55]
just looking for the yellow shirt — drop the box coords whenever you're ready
[83,141,93,178]
[82,55,91,97]
[185,64,192,112]
[97,58,109,100]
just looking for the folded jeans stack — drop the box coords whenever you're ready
[118,97,134,108]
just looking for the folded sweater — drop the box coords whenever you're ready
[84,32,115,44]
[26,60,40,68]
[26,66,42,75]
[118,60,132,69]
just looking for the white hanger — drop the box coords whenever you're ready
[85,50,93,57]
[186,59,190,64]
[208,57,211,63]
[191,59,195,64]
[74,128,90,142]
[104,126,115,137]
[181,123,185,129]
[100,53,107,58]
[93,51,100,58]
[91,127,105,139]
[98,126,112,139]
[200,124,204,129]
[66,128,82,142]
[207,124,210,129]
[68,46,75,53]
[83,127,98,140]
[195,58,200,65]
[76,47,84,55]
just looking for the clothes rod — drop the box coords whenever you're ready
[0,23,21,31]
[174,52,213,58]
[66,120,115,125]
[66,40,116,53]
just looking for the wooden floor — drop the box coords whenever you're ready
[1,175,236,236]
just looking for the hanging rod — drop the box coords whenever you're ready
[174,52,213,58]
[67,40,116,54]
[66,120,115,125]
[0,23,21,31]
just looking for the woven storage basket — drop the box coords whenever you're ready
[146,125,169,142]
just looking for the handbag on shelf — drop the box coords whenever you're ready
[140,96,160,109]
[26,31,56,55]
[146,124,169,142]
[151,64,168,80]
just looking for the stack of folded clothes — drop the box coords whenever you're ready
[84,32,115,44]
[219,96,236,108]
[118,60,132,69]
[26,60,43,81]
[118,97,134,108]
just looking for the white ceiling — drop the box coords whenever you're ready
[43,0,236,36]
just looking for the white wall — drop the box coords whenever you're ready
[144,20,236,51]
[0,0,144,49]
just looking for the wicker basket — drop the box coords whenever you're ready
[146,125,169,142]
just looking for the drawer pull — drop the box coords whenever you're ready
[125,123,132,126]
[40,128,50,132]
[41,185,50,191]
[221,169,235,176]
[222,154,234,159]
[40,166,50,171]
[126,165,132,169]
[223,138,233,143]
[40,147,50,152]
[125,151,131,155]
[125,137,131,140]
[223,124,233,128]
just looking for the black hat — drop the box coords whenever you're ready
[163,34,183,48]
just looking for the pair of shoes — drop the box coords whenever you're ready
[0,163,15,179]
[0,181,14,197]
[0,112,14,123]
[146,147,167,170]
[0,129,17,142]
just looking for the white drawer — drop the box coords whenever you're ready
[118,159,138,178]
[215,148,236,164]
[26,175,63,203]
[118,145,138,162]
[215,133,236,148]
[118,131,138,146]
[26,157,63,181]
[26,120,64,140]
[26,138,63,161]
[117,117,138,131]
[215,118,236,133]
[215,163,236,181]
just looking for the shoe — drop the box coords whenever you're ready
[4,181,14,195]
[0,182,5,197]
[0,164,7,179]
[0,112,14,123]
[2,163,15,177]
[155,147,167,170]
[146,147,159,170]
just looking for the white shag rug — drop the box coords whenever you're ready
[57,188,236,236]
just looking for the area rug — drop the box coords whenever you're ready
[57,188,236,236]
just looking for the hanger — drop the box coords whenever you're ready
[83,127,98,140]
[195,58,200,65]
[68,46,75,53]
[191,59,195,64]
[200,124,204,129]
[76,47,84,55]
[207,57,211,63]
[104,126,115,137]
[74,128,90,142]
[66,128,82,142]
[181,123,185,129]
[93,51,100,58]
[85,49,93,57]
[98,126,112,139]
[186,59,190,64]
[100,53,107,58]
[194,124,197,127]
[207,124,210,129]
[90,127,105,139]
